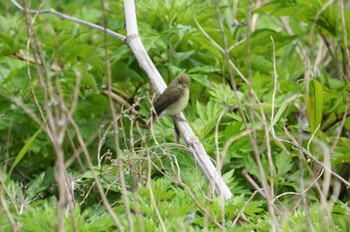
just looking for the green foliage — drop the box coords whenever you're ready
[1,0,350,231]
[18,202,116,232]
[6,124,44,183]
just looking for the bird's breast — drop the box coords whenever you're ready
[164,88,189,115]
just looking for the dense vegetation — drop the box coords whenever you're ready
[1,0,350,231]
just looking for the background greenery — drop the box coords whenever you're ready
[1,0,350,231]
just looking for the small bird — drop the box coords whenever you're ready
[146,73,190,129]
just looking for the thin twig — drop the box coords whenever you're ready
[284,127,350,188]
[11,0,125,41]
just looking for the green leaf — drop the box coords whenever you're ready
[173,50,195,63]
[313,80,323,132]
[0,32,15,56]
[250,55,273,74]
[275,153,293,177]
[307,80,323,134]
[194,99,223,139]
[209,83,243,106]
[270,94,302,129]
[80,69,98,91]
[111,62,144,83]
[222,169,235,183]
[6,123,44,184]
[188,65,220,74]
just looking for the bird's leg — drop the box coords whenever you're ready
[145,111,158,129]
[172,115,187,143]
[172,114,187,123]
[174,120,180,144]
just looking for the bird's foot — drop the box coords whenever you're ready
[172,115,187,124]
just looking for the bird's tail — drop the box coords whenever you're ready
[145,113,158,129]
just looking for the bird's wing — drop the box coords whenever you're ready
[153,87,183,116]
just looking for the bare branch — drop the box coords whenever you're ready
[11,0,125,41]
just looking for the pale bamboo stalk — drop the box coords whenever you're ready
[123,0,232,200]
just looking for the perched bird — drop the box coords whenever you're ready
[146,73,190,129]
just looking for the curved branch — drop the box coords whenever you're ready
[11,0,126,41]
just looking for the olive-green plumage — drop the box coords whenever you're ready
[146,73,190,128]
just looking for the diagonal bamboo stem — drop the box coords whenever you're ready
[124,0,232,200]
